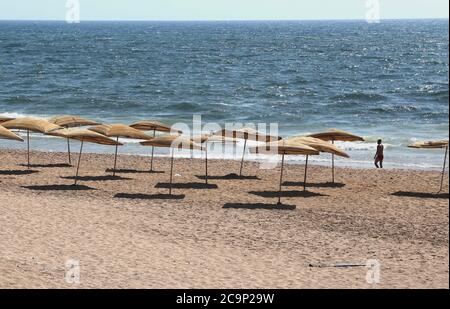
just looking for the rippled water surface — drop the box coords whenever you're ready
[0,20,448,169]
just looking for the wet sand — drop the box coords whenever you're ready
[0,148,448,288]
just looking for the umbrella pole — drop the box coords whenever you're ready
[112,137,119,177]
[67,138,71,165]
[150,129,155,171]
[303,155,309,191]
[278,152,285,205]
[332,140,335,183]
[74,141,84,186]
[26,130,30,169]
[169,147,174,195]
[205,142,208,184]
[439,146,448,193]
[239,139,247,176]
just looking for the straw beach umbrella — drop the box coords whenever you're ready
[50,128,122,185]
[49,115,100,165]
[2,117,61,168]
[130,120,182,172]
[408,140,449,192]
[250,140,319,205]
[286,136,350,190]
[214,128,281,177]
[140,135,203,195]
[309,129,364,183]
[0,116,15,124]
[0,125,24,142]
[89,124,153,176]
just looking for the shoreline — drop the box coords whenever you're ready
[1,147,447,172]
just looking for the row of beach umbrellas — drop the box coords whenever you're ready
[1,115,449,204]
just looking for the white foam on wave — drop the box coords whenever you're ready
[0,112,53,121]
[0,112,30,119]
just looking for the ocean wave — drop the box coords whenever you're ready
[4,96,33,104]
[335,141,379,151]
[172,102,203,112]
[369,105,419,113]
[331,92,388,102]
[0,111,30,119]
[3,43,26,48]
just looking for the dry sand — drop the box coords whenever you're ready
[0,148,448,288]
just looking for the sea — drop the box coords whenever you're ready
[0,19,448,170]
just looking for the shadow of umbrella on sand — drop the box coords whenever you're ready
[308,129,364,183]
[130,120,182,172]
[285,136,349,190]
[213,128,281,177]
[50,128,122,185]
[140,135,204,195]
[1,117,61,168]
[89,124,153,176]
[49,115,100,165]
[250,140,319,205]
[408,140,449,193]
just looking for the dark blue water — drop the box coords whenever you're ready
[0,20,448,169]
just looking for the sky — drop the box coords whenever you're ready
[0,0,448,21]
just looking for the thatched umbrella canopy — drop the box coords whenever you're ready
[309,129,365,142]
[50,128,122,185]
[141,135,203,195]
[2,117,61,168]
[286,136,350,190]
[0,125,24,142]
[50,115,100,128]
[0,116,15,124]
[250,140,319,205]
[408,140,449,192]
[308,129,364,182]
[408,140,449,149]
[2,117,61,133]
[214,128,281,177]
[89,124,153,176]
[130,120,182,172]
[49,115,100,165]
[130,120,182,133]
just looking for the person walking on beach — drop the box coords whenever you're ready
[374,139,384,168]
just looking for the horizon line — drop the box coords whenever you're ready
[0,17,448,22]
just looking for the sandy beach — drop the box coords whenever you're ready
[0,148,448,288]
